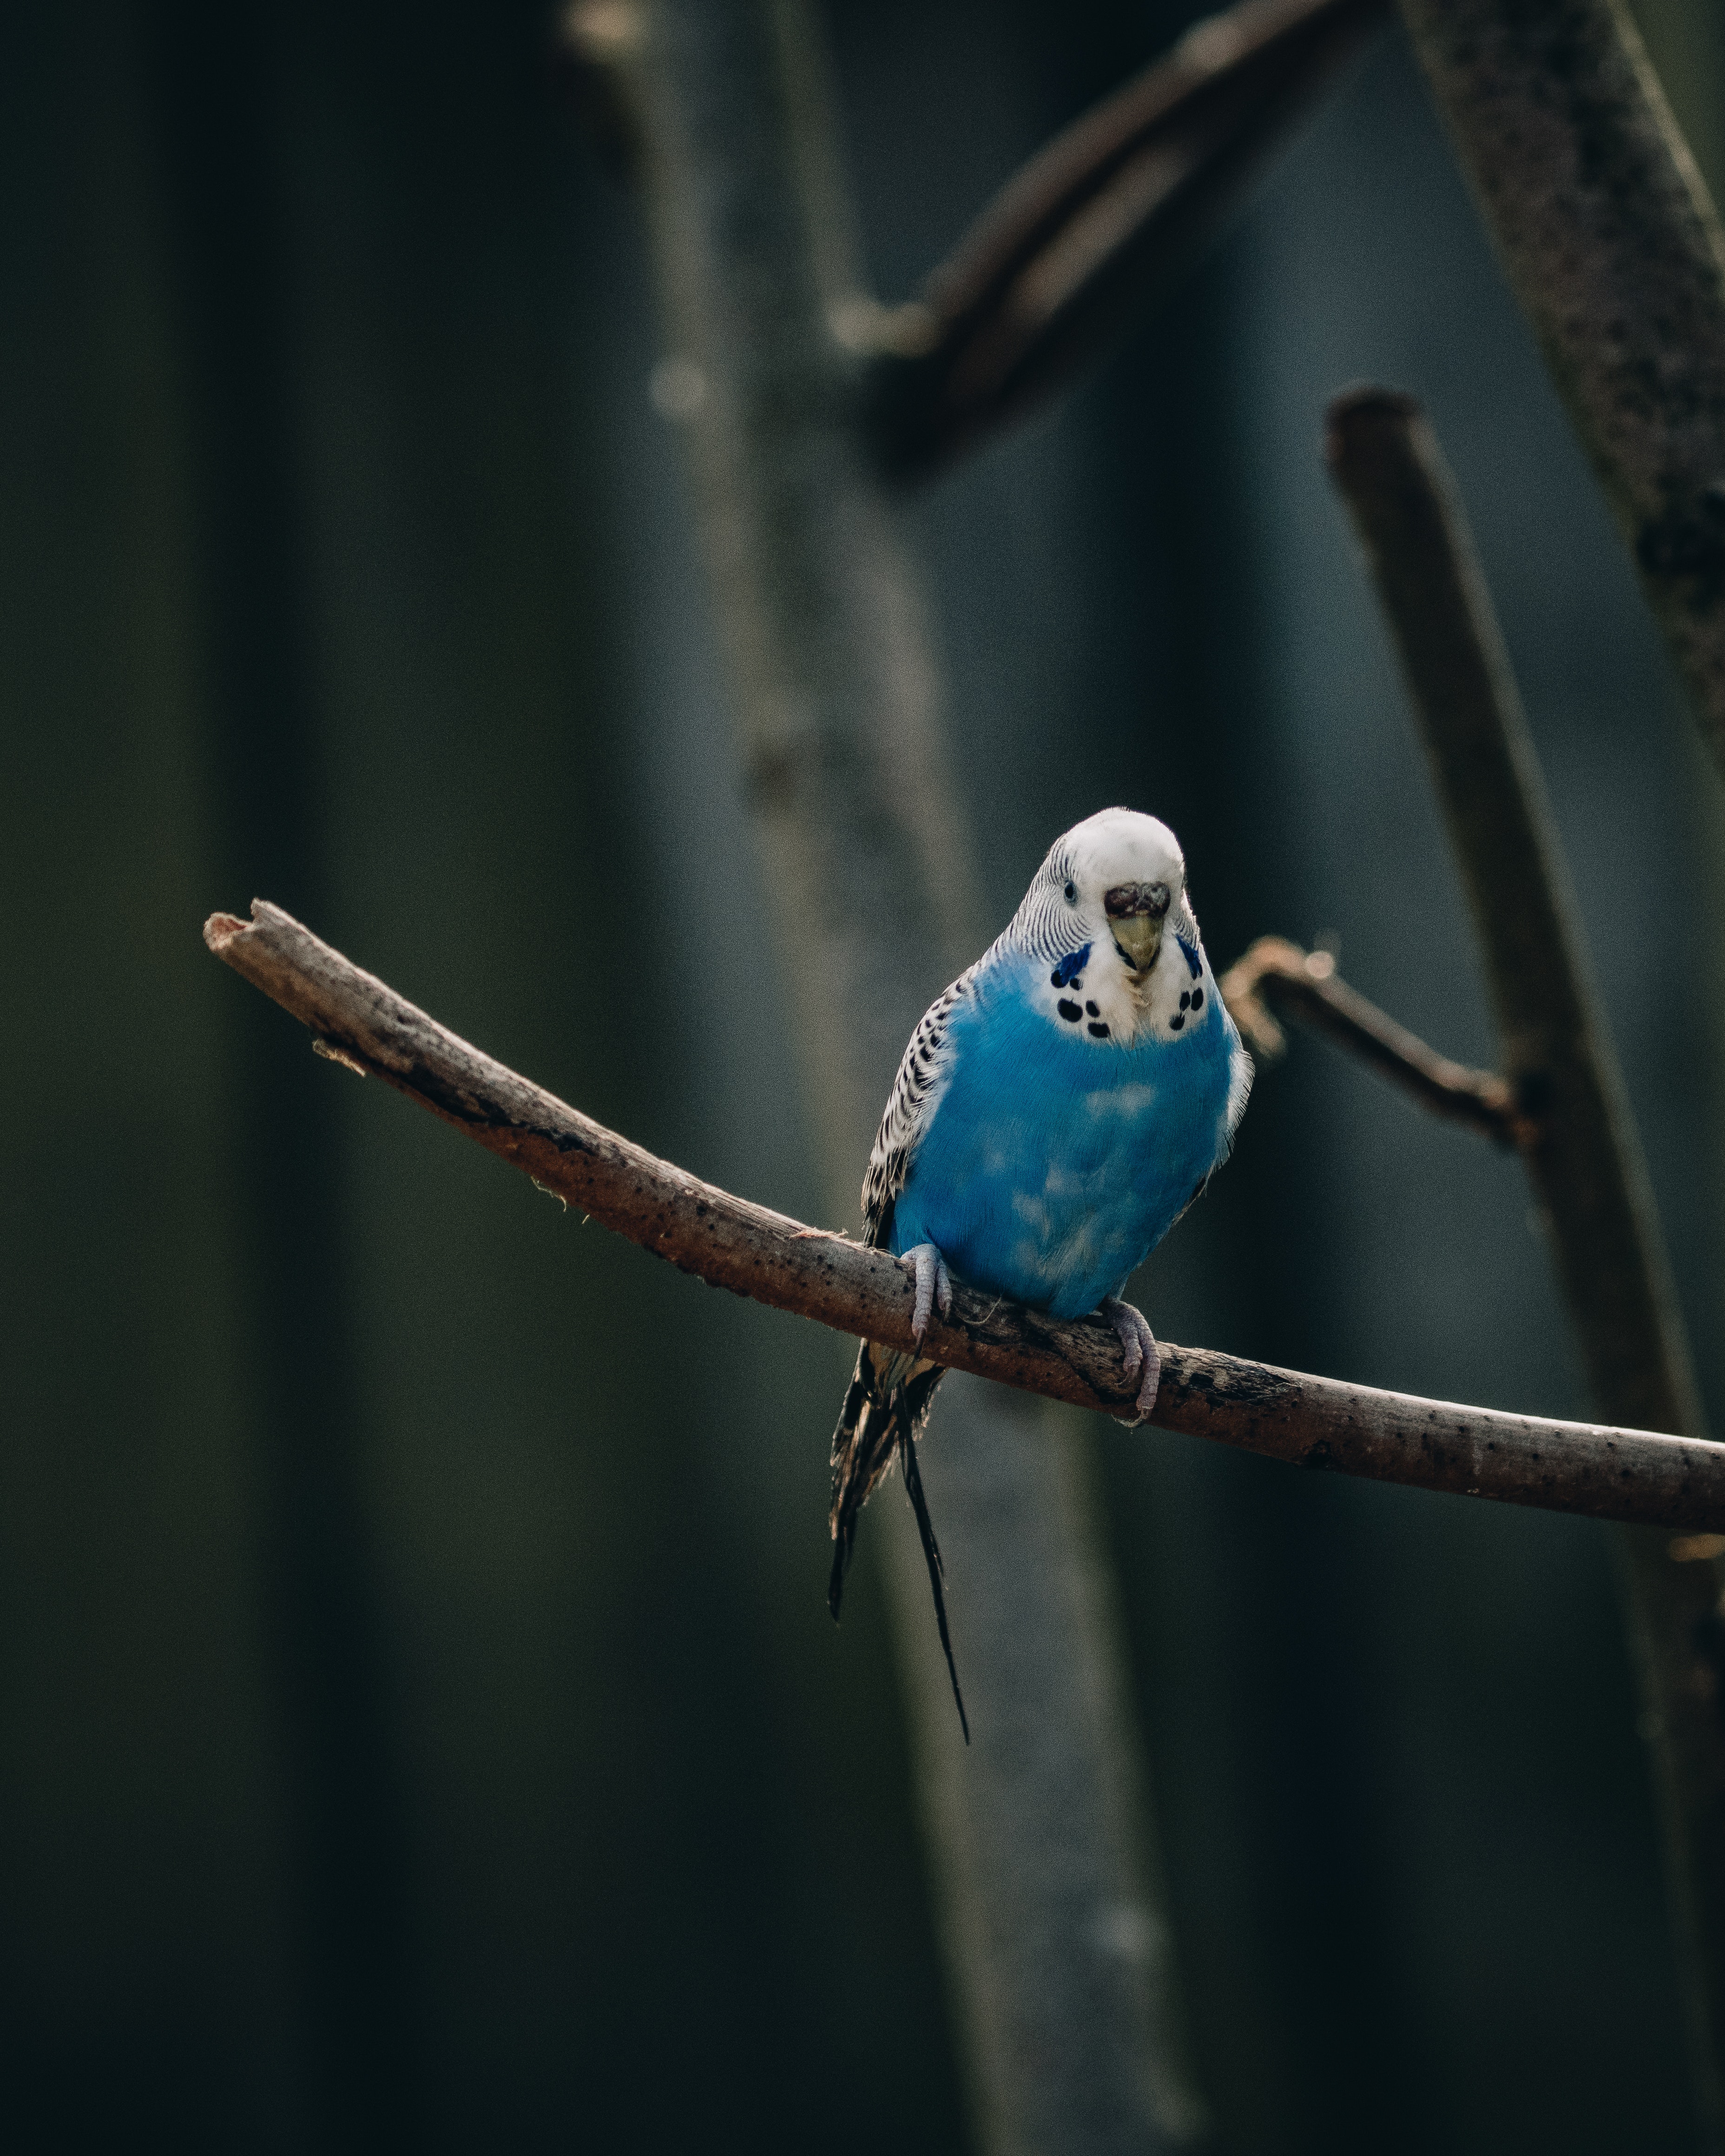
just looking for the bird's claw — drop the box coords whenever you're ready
[902,1243,955,1345]
[1100,1296,1160,1423]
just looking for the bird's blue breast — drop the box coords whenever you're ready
[889,961,1237,1319]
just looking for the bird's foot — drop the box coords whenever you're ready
[1100,1296,1160,1424]
[901,1242,955,1345]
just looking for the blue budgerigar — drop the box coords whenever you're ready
[828,807,1252,1732]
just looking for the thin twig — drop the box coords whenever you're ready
[1327,385,1725,2151]
[865,0,1385,478]
[1396,0,1725,776]
[205,899,1725,1535]
[1218,933,1529,1144]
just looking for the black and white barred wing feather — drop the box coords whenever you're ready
[859,970,972,1250]
[827,973,975,1724]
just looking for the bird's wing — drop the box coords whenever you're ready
[836,967,978,1742]
[861,969,974,1250]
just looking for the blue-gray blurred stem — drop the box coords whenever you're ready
[565,0,1210,2146]
[1329,384,1725,2156]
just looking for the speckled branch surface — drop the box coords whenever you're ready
[205,899,1725,1534]
[1396,0,1725,773]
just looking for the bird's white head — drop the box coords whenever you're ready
[1022,807,1188,967]
[1003,807,1209,1045]
[1055,808,1187,973]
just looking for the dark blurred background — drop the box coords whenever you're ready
[5,1,1725,2149]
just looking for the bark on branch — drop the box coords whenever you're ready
[1395,0,1725,776]
[205,898,1725,1535]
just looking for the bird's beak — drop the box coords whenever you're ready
[1105,881,1171,974]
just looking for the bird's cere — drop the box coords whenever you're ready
[1103,878,1172,972]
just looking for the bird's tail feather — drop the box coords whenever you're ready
[827,1341,942,1616]
[898,1410,968,1742]
[827,1341,967,1741]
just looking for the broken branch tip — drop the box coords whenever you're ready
[203,911,250,954]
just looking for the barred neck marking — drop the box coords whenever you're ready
[1012,923,1216,1048]
[975,806,1220,1046]
[999,844,1084,967]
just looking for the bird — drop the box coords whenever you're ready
[827,807,1252,1736]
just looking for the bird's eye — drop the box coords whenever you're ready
[1063,880,1077,904]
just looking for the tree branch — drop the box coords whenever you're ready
[1217,932,1530,1145]
[1325,386,1703,1431]
[1395,0,1725,778]
[1326,383,1725,2149]
[865,0,1386,479]
[204,898,1725,1536]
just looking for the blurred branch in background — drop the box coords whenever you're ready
[1327,384,1725,2154]
[1395,0,1725,780]
[204,898,1725,1533]
[1219,933,1532,1144]
[562,2,1214,2147]
[861,0,1386,479]
[1633,0,1725,202]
